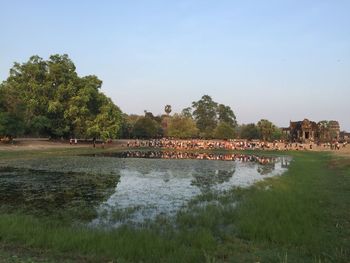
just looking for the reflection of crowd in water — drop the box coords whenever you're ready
[116,151,275,165]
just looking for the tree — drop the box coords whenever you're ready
[164,105,172,116]
[213,122,236,140]
[144,110,154,119]
[0,83,26,137]
[191,95,238,138]
[257,119,279,141]
[272,127,282,141]
[119,114,139,139]
[167,114,198,138]
[217,104,237,128]
[0,54,123,139]
[0,112,25,138]
[192,95,218,138]
[239,123,260,140]
[86,96,122,141]
[133,116,160,139]
[29,116,51,136]
[181,107,193,119]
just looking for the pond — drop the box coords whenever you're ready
[0,151,291,227]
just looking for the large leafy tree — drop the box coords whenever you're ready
[0,112,25,138]
[86,96,122,141]
[192,95,218,138]
[272,127,282,141]
[191,95,237,139]
[257,119,280,141]
[167,114,198,138]
[0,82,26,137]
[133,116,160,139]
[217,104,237,128]
[181,107,193,119]
[213,122,236,140]
[119,114,139,139]
[0,54,122,139]
[239,123,260,140]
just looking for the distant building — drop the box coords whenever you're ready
[282,119,340,143]
[290,119,318,142]
[340,131,350,142]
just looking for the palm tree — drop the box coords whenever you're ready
[164,105,172,116]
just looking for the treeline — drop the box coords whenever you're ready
[120,103,283,141]
[120,94,238,139]
[0,54,283,141]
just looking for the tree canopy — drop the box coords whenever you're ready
[257,119,281,141]
[192,95,237,138]
[192,95,218,138]
[217,104,237,128]
[213,122,236,140]
[133,116,161,139]
[239,123,260,140]
[0,55,122,139]
[167,114,198,139]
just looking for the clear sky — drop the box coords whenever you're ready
[1,0,349,130]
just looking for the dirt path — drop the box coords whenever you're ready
[0,140,89,151]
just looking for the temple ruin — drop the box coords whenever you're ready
[282,119,340,143]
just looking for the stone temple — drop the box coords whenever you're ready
[282,119,340,143]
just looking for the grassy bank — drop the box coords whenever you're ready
[230,151,350,262]
[0,149,349,262]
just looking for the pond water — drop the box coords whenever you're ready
[0,151,291,227]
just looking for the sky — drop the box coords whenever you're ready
[1,0,349,130]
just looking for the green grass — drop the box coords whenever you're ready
[231,152,350,262]
[0,149,349,262]
[0,214,210,262]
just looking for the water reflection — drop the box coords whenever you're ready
[191,168,235,192]
[0,152,291,227]
[281,157,291,168]
[257,162,275,175]
[91,150,276,164]
[89,153,291,227]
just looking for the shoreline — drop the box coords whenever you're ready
[1,139,349,155]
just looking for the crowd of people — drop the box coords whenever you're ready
[0,136,12,143]
[125,138,280,150]
[124,138,348,151]
[320,141,347,150]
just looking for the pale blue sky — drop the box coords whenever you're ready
[1,0,349,130]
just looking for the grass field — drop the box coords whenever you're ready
[0,148,349,262]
